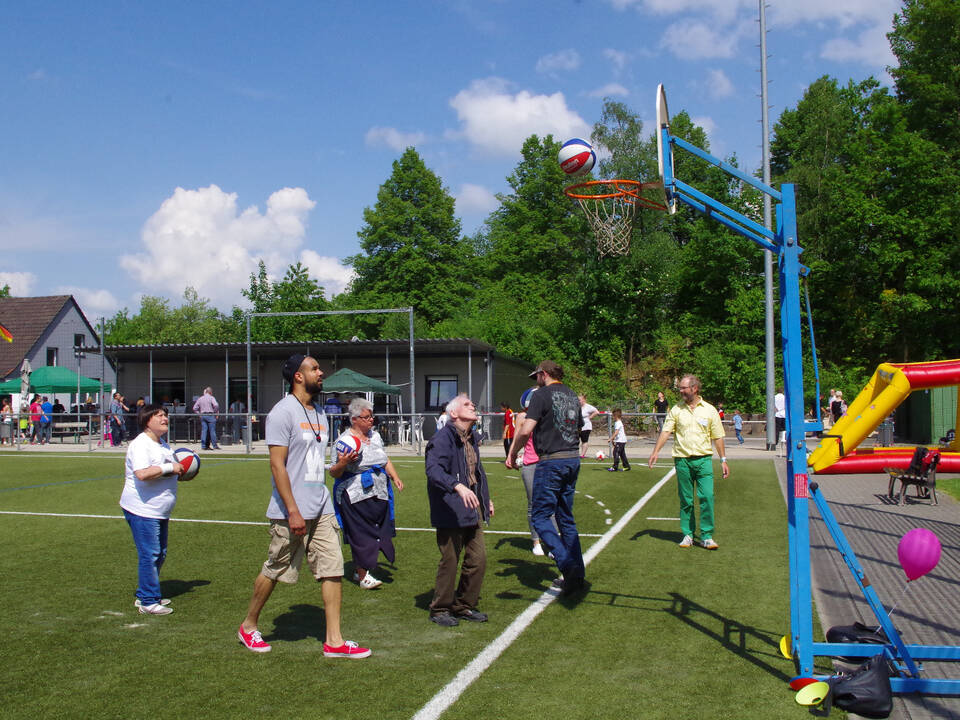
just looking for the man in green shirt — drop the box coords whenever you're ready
[648,374,729,550]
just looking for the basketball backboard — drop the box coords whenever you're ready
[655,84,677,215]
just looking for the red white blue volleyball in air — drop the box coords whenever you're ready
[558,138,596,177]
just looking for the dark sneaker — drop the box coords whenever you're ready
[561,576,587,596]
[456,609,488,623]
[430,612,459,627]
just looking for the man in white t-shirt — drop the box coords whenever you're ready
[237,354,370,658]
[774,388,786,440]
[578,394,600,458]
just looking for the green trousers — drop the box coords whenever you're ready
[674,455,715,540]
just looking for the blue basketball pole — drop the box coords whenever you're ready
[656,83,960,693]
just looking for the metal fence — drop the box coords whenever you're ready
[0,409,774,454]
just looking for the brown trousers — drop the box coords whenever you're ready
[429,526,486,615]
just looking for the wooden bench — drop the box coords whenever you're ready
[53,422,89,443]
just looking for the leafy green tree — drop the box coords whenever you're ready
[0,284,10,298]
[888,0,960,154]
[346,147,473,328]
[104,288,236,344]
[771,76,960,365]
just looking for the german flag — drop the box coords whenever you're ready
[0,322,12,343]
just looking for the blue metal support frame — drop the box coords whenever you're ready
[659,123,960,694]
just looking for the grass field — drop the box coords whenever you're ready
[0,451,836,719]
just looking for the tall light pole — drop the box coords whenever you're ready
[760,0,777,450]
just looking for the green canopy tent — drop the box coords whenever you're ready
[322,367,408,443]
[0,366,110,395]
[322,367,402,396]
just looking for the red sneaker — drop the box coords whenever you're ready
[237,625,271,653]
[323,640,371,658]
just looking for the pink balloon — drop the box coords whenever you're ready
[898,528,942,581]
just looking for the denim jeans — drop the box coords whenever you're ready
[200,415,218,448]
[531,457,584,580]
[123,510,169,604]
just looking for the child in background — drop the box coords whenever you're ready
[733,409,744,445]
[607,408,630,472]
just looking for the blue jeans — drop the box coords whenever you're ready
[123,510,169,604]
[200,415,218,448]
[531,457,584,580]
[735,428,744,444]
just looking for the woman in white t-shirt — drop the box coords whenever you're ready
[119,404,185,615]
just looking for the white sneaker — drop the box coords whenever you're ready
[138,602,173,615]
[678,535,694,548]
[532,543,545,556]
[701,538,719,550]
[358,573,382,589]
[135,598,171,608]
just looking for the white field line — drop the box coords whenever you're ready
[0,511,604,537]
[411,467,676,720]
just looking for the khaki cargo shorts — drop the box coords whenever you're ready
[261,514,344,583]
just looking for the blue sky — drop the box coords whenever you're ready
[1,0,900,320]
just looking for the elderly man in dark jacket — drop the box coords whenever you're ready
[425,393,494,627]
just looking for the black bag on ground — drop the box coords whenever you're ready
[826,621,889,661]
[827,654,894,719]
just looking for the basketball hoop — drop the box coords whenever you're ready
[564,179,667,257]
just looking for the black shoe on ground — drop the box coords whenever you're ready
[430,612,459,627]
[456,609,488,623]
[561,576,587,596]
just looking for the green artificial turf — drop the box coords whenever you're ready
[0,451,839,718]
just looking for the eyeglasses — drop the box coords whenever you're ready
[357,414,375,422]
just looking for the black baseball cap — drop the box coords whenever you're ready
[282,354,307,384]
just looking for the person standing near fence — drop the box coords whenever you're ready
[110,392,126,447]
[733,409,744,445]
[648,374,729,550]
[654,391,669,431]
[607,408,630,472]
[193,387,221,451]
[578,394,599,458]
[40,396,53,444]
[500,401,514,458]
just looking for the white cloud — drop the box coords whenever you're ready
[0,271,36,296]
[27,69,48,82]
[54,286,120,318]
[705,69,734,99]
[298,250,354,297]
[660,20,742,59]
[769,0,900,29]
[691,115,718,142]
[821,24,897,67]
[587,83,629,99]
[455,184,500,215]
[613,0,752,24]
[365,126,427,151]
[535,49,581,74]
[120,185,319,309]
[602,49,630,71]
[449,78,591,156]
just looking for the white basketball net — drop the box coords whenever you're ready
[574,195,637,257]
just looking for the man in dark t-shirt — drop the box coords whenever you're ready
[506,360,585,595]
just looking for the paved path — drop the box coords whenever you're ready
[776,461,960,720]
